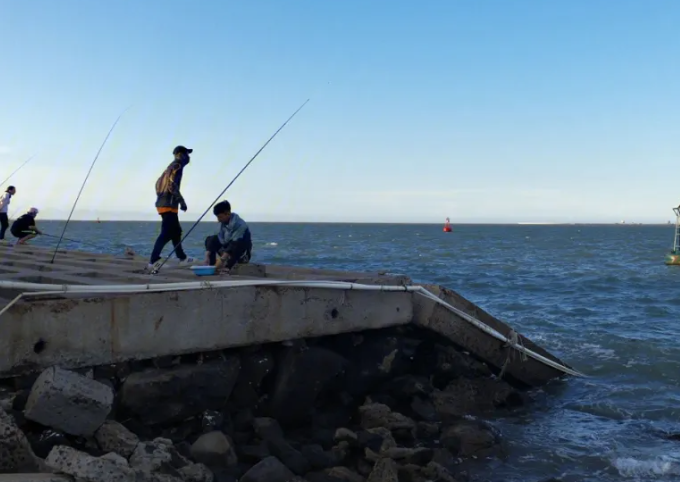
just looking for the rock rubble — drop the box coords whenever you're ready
[0,325,529,482]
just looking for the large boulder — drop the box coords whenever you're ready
[24,367,113,437]
[432,378,524,420]
[229,348,275,410]
[267,347,346,427]
[45,445,135,481]
[440,420,500,457]
[120,358,240,425]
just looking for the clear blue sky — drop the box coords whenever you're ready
[0,0,678,223]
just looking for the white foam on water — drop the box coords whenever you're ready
[612,455,680,478]
[581,343,619,360]
[266,242,278,246]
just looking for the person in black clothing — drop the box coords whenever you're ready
[149,145,195,270]
[11,207,41,245]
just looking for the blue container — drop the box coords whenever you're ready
[190,265,216,277]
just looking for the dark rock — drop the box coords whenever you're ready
[237,442,270,463]
[178,462,214,482]
[421,461,458,482]
[231,430,255,446]
[440,420,500,457]
[358,402,416,432]
[366,457,398,482]
[253,417,284,440]
[266,437,310,475]
[94,420,140,458]
[322,466,366,482]
[202,410,225,433]
[417,343,493,388]
[229,348,275,410]
[239,456,295,482]
[341,334,418,398]
[301,444,342,470]
[311,403,353,429]
[410,396,439,422]
[119,357,240,425]
[397,464,426,482]
[93,362,131,383]
[27,428,68,459]
[268,347,346,427]
[357,427,396,453]
[334,428,358,444]
[232,408,254,431]
[366,447,433,466]
[416,421,440,440]
[190,431,238,468]
[305,473,346,482]
[12,390,29,411]
[432,378,524,421]
[379,375,433,402]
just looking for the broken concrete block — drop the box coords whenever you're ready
[120,358,240,425]
[0,408,39,472]
[129,437,189,473]
[95,420,139,458]
[45,445,135,481]
[24,367,113,437]
[190,431,238,468]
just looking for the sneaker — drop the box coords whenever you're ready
[146,261,163,273]
[178,257,196,266]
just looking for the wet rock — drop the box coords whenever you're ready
[422,343,493,387]
[301,444,343,470]
[229,349,275,410]
[432,378,524,420]
[0,408,39,472]
[379,375,433,402]
[201,410,225,433]
[266,437,310,475]
[24,367,113,436]
[366,458,398,482]
[421,461,458,482]
[397,464,426,482]
[130,437,190,473]
[268,347,346,427]
[12,389,29,411]
[410,396,439,422]
[120,358,240,425]
[440,420,500,457]
[178,463,214,482]
[95,420,139,458]
[45,445,135,481]
[190,431,238,468]
[358,402,416,432]
[239,456,294,482]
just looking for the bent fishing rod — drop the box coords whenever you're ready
[151,98,310,274]
[0,154,36,188]
[50,107,131,264]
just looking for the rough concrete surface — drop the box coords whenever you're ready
[24,367,113,436]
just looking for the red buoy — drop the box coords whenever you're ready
[443,217,452,232]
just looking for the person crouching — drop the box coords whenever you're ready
[204,200,252,272]
[11,207,42,245]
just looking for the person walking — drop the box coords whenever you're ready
[148,146,195,270]
[0,186,16,240]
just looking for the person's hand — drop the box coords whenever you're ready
[180,202,187,212]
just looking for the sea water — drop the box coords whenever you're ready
[18,221,680,482]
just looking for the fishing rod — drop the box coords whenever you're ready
[151,98,310,274]
[49,107,131,264]
[0,154,36,188]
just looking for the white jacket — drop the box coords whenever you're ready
[0,192,11,214]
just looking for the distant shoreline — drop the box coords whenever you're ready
[35,220,675,226]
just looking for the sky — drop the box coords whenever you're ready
[0,0,679,223]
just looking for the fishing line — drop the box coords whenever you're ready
[0,154,36,188]
[49,107,131,264]
[151,98,310,274]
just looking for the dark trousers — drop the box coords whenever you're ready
[205,231,252,269]
[150,212,187,264]
[0,213,8,240]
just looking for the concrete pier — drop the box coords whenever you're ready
[0,243,573,386]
